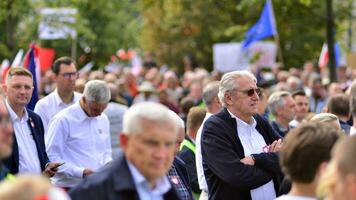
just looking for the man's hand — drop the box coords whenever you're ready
[240,156,255,166]
[43,162,63,177]
[268,139,283,152]
[83,168,94,178]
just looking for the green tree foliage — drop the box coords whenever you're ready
[139,0,353,70]
[0,0,353,71]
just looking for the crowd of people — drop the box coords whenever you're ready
[0,56,355,200]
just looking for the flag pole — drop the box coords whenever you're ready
[274,33,284,67]
[268,0,284,67]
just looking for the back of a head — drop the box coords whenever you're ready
[332,135,356,178]
[83,80,111,103]
[280,122,341,183]
[122,102,178,136]
[186,106,206,132]
[310,113,339,124]
[326,94,350,117]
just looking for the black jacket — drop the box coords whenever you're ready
[70,151,181,200]
[3,109,49,174]
[201,108,282,200]
[178,137,200,193]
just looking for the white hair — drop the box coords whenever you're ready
[83,80,111,103]
[268,91,291,116]
[122,102,178,136]
[218,70,256,107]
[169,110,185,130]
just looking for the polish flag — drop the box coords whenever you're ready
[318,43,341,69]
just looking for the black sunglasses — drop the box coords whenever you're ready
[235,88,261,97]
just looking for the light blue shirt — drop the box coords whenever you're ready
[127,160,171,200]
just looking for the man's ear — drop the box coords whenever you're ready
[224,92,233,106]
[2,84,7,95]
[120,133,129,150]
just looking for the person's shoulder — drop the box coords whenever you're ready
[27,109,42,120]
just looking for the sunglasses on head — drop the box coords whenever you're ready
[236,88,261,97]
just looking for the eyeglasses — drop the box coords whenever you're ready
[235,88,261,97]
[60,72,78,78]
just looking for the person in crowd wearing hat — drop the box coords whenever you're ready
[132,81,159,104]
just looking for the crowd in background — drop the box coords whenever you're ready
[0,54,355,200]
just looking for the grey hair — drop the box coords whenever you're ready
[268,91,291,116]
[203,81,220,106]
[122,102,178,136]
[169,110,185,130]
[310,113,339,124]
[83,80,111,103]
[218,70,256,107]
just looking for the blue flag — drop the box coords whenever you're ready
[242,0,277,49]
[26,46,39,110]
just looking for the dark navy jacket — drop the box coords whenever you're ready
[70,151,181,200]
[201,108,282,200]
[3,109,49,174]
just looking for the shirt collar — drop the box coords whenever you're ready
[75,101,91,121]
[227,109,256,128]
[127,160,171,195]
[54,89,76,106]
[5,99,28,121]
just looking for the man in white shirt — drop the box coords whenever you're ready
[34,57,81,134]
[69,102,181,200]
[201,71,283,200]
[2,67,61,176]
[195,81,221,200]
[46,80,112,188]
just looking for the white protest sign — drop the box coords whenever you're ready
[213,42,277,72]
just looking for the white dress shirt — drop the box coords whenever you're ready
[6,100,42,174]
[127,160,171,200]
[34,90,81,134]
[229,110,276,200]
[195,113,212,192]
[46,102,112,187]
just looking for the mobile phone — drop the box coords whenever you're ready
[51,162,65,170]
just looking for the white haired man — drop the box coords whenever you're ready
[46,80,112,189]
[69,102,181,200]
[201,70,282,200]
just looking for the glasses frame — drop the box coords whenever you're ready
[60,72,78,78]
[234,87,261,97]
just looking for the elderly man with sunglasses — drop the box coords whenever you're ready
[201,70,283,200]
[34,57,81,135]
